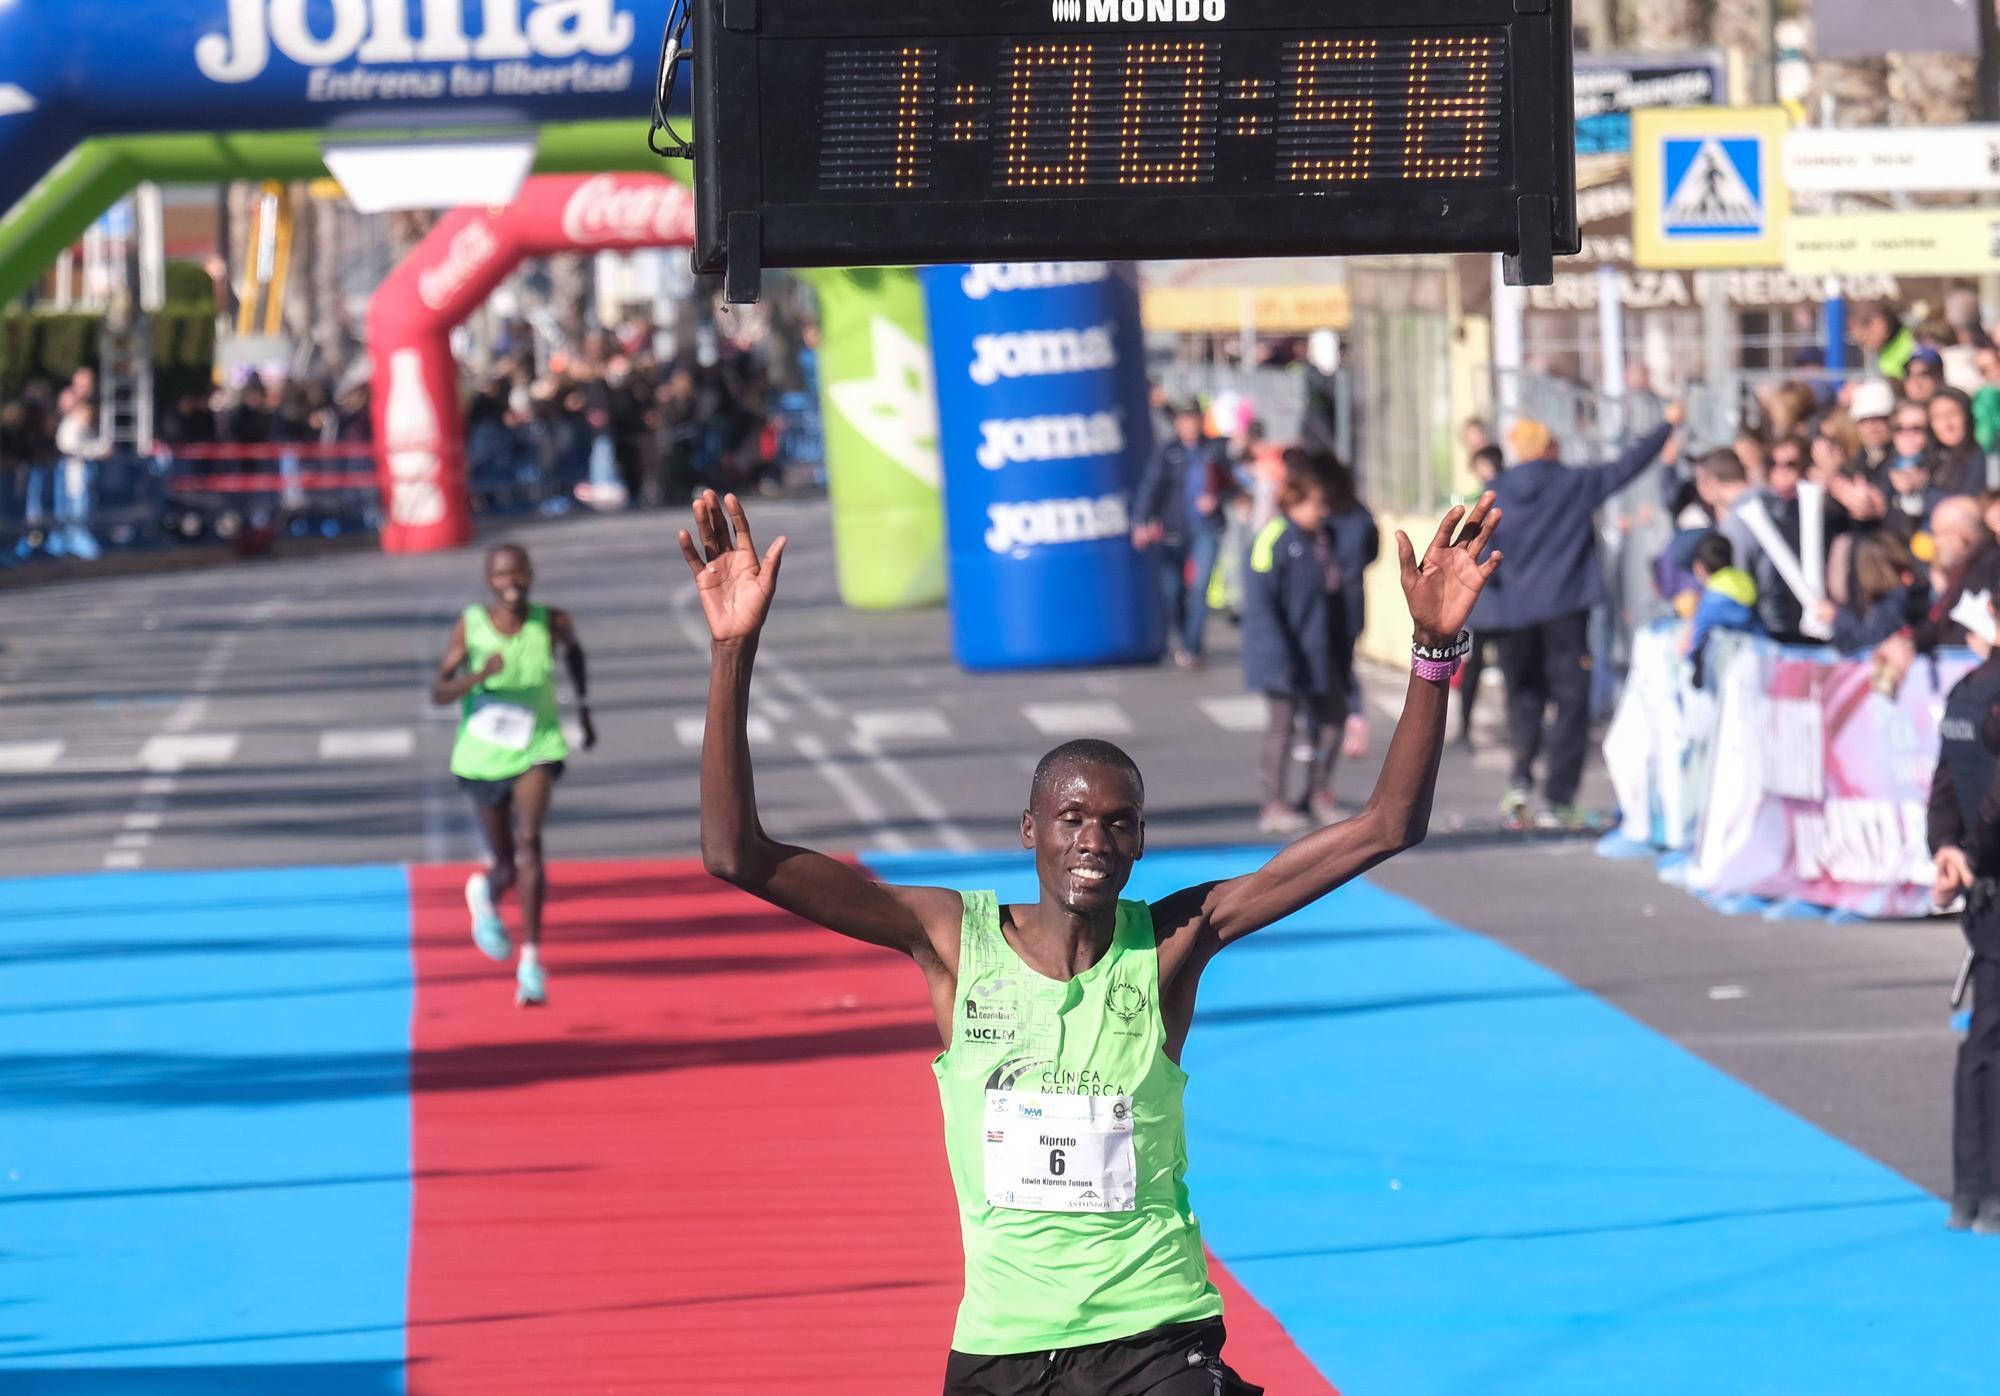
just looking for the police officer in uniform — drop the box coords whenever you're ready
[1927,603,2000,1235]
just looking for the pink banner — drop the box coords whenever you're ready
[1691,642,1975,918]
[366,174,696,554]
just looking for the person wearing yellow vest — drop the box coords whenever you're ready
[685,488,1502,1394]
[430,543,595,1006]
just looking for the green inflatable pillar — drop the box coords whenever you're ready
[805,267,947,611]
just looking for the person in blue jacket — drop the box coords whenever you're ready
[1132,400,1234,670]
[1242,448,1350,835]
[1489,403,1683,831]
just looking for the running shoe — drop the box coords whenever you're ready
[1308,793,1347,827]
[1257,803,1311,836]
[466,872,512,961]
[1975,1199,2000,1237]
[515,955,547,1007]
[1499,786,1531,832]
[1948,1194,1981,1232]
[1535,804,1610,833]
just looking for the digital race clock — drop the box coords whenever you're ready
[690,0,1576,300]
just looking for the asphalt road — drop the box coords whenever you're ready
[0,502,1971,1196]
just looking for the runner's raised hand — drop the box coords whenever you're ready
[1397,491,1502,645]
[680,490,787,645]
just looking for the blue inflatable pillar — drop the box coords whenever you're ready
[920,262,1163,671]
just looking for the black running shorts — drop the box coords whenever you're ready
[942,1318,1262,1396]
[455,761,565,808]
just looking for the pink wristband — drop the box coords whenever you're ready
[1413,655,1461,684]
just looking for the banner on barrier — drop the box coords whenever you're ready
[1687,639,1974,919]
[1602,621,1718,851]
[1610,624,1976,918]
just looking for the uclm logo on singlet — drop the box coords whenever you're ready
[1052,0,1226,22]
[195,0,636,83]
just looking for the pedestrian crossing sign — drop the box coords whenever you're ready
[1633,107,1791,270]
[1662,138,1763,237]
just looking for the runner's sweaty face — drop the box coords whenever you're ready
[487,548,532,613]
[1022,762,1144,915]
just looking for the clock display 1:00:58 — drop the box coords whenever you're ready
[816,30,1509,196]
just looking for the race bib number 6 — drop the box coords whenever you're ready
[467,700,536,752]
[983,1090,1137,1213]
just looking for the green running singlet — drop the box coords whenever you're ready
[934,891,1222,1354]
[449,603,568,782]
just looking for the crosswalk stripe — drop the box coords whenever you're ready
[318,728,416,761]
[1197,696,1268,734]
[851,709,952,742]
[0,739,65,772]
[674,714,775,748]
[139,733,240,771]
[1021,701,1132,736]
[102,850,145,869]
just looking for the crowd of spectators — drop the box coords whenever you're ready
[1653,298,2000,692]
[1,314,806,561]
[457,319,798,511]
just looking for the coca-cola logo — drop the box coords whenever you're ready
[560,175,695,247]
[417,220,502,312]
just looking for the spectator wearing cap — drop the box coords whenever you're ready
[1848,378,1898,473]
[1855,300,1919,381]
[1906,347,1946,407]
[1486,406,1681,831]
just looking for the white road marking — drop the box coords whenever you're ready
[1021,701,1132,736]
[139,776,176,795]
[793,734,910,853]
[319,728,416,761]
[112,832,154,850]
[123,811,165,832]
[765,662,843,720]
[852,709,953,742]
[0,740,65,772]
[102,850,145,870]
[1197,696,1267,733]
[674,714,775,748]
[850,734,976,852]
[139,733,240,771]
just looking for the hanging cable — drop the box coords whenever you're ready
[649,0,696,161]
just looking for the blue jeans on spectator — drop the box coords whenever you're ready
[51,457,100,560]
[1185,525,1222,657]
[22,463,51,525]
[1156,527,1222,660]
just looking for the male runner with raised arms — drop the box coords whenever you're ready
[431,543,595,1006]
[683,489,1500,1395]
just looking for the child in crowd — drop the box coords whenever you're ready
[1242,449,1350,835]
[1816,531,1930,654]
[1681,532,1760,684]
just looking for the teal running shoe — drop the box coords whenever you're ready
[515,954,547,1007]
[465,872,512,961]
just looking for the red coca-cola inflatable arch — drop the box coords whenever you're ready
[367,172,696,553]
